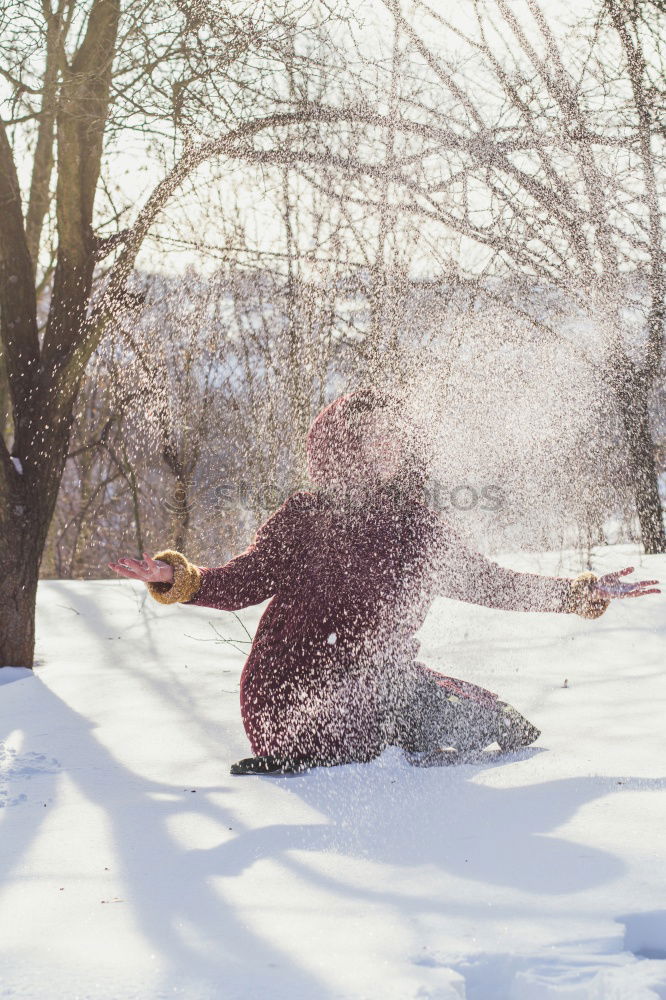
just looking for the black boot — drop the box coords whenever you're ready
[230,755,315,775]
[496,703,541,752]
[403,747,460,767]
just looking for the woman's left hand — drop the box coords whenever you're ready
[592,566,660,600]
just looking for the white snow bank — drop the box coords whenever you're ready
[0,666,33,686]
[0,545,664,999]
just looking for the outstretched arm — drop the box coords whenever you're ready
[432,524,578,614]
[109,493,304,611]
[429,521,657,618]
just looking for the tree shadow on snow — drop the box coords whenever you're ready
[0,675,336,1000]
[194,747,666,906]
[7,581,665,996]
[41,579,250,763]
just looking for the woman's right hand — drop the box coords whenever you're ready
[108,552,174,585]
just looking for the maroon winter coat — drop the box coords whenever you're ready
[149,393,607,762]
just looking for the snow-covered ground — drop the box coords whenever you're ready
[1,544,665,1000]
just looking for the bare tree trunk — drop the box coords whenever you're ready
[0,0,373,667]
[586,386,658,560]
[614,358,666,554]
[169,474,192,553]
[0,350,11,443]
[0,414,72,665]
[0,558,40,667]
[623,391,665,554]
[602,0,666,553]
[162,442,195,553]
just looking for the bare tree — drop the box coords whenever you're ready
[45,375,127,580]
[600,0,666,550]
[0,0,366,667]
[354,0,665,552]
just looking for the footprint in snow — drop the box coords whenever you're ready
[0,744,61,778]
[0,792,28,809]
[0,744,61,808]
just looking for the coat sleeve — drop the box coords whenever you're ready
[146,492,304,611]
[427,517,610,618]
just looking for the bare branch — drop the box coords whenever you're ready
[26,3,68,266]
[0,119,40,420]
[0,429,14,498]
[0,65,41,96]
[40,0,122,381]
[605,0,666,380]
[66,415,116,459]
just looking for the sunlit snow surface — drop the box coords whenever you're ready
[1,549,664,999]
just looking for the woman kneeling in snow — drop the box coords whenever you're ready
[110,389,659,774]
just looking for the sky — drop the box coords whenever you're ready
[96,0,593,278]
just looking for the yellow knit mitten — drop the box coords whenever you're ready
[565,571,611,619]
[146,549,202,605]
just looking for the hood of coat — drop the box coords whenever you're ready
[306,388,428,504]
